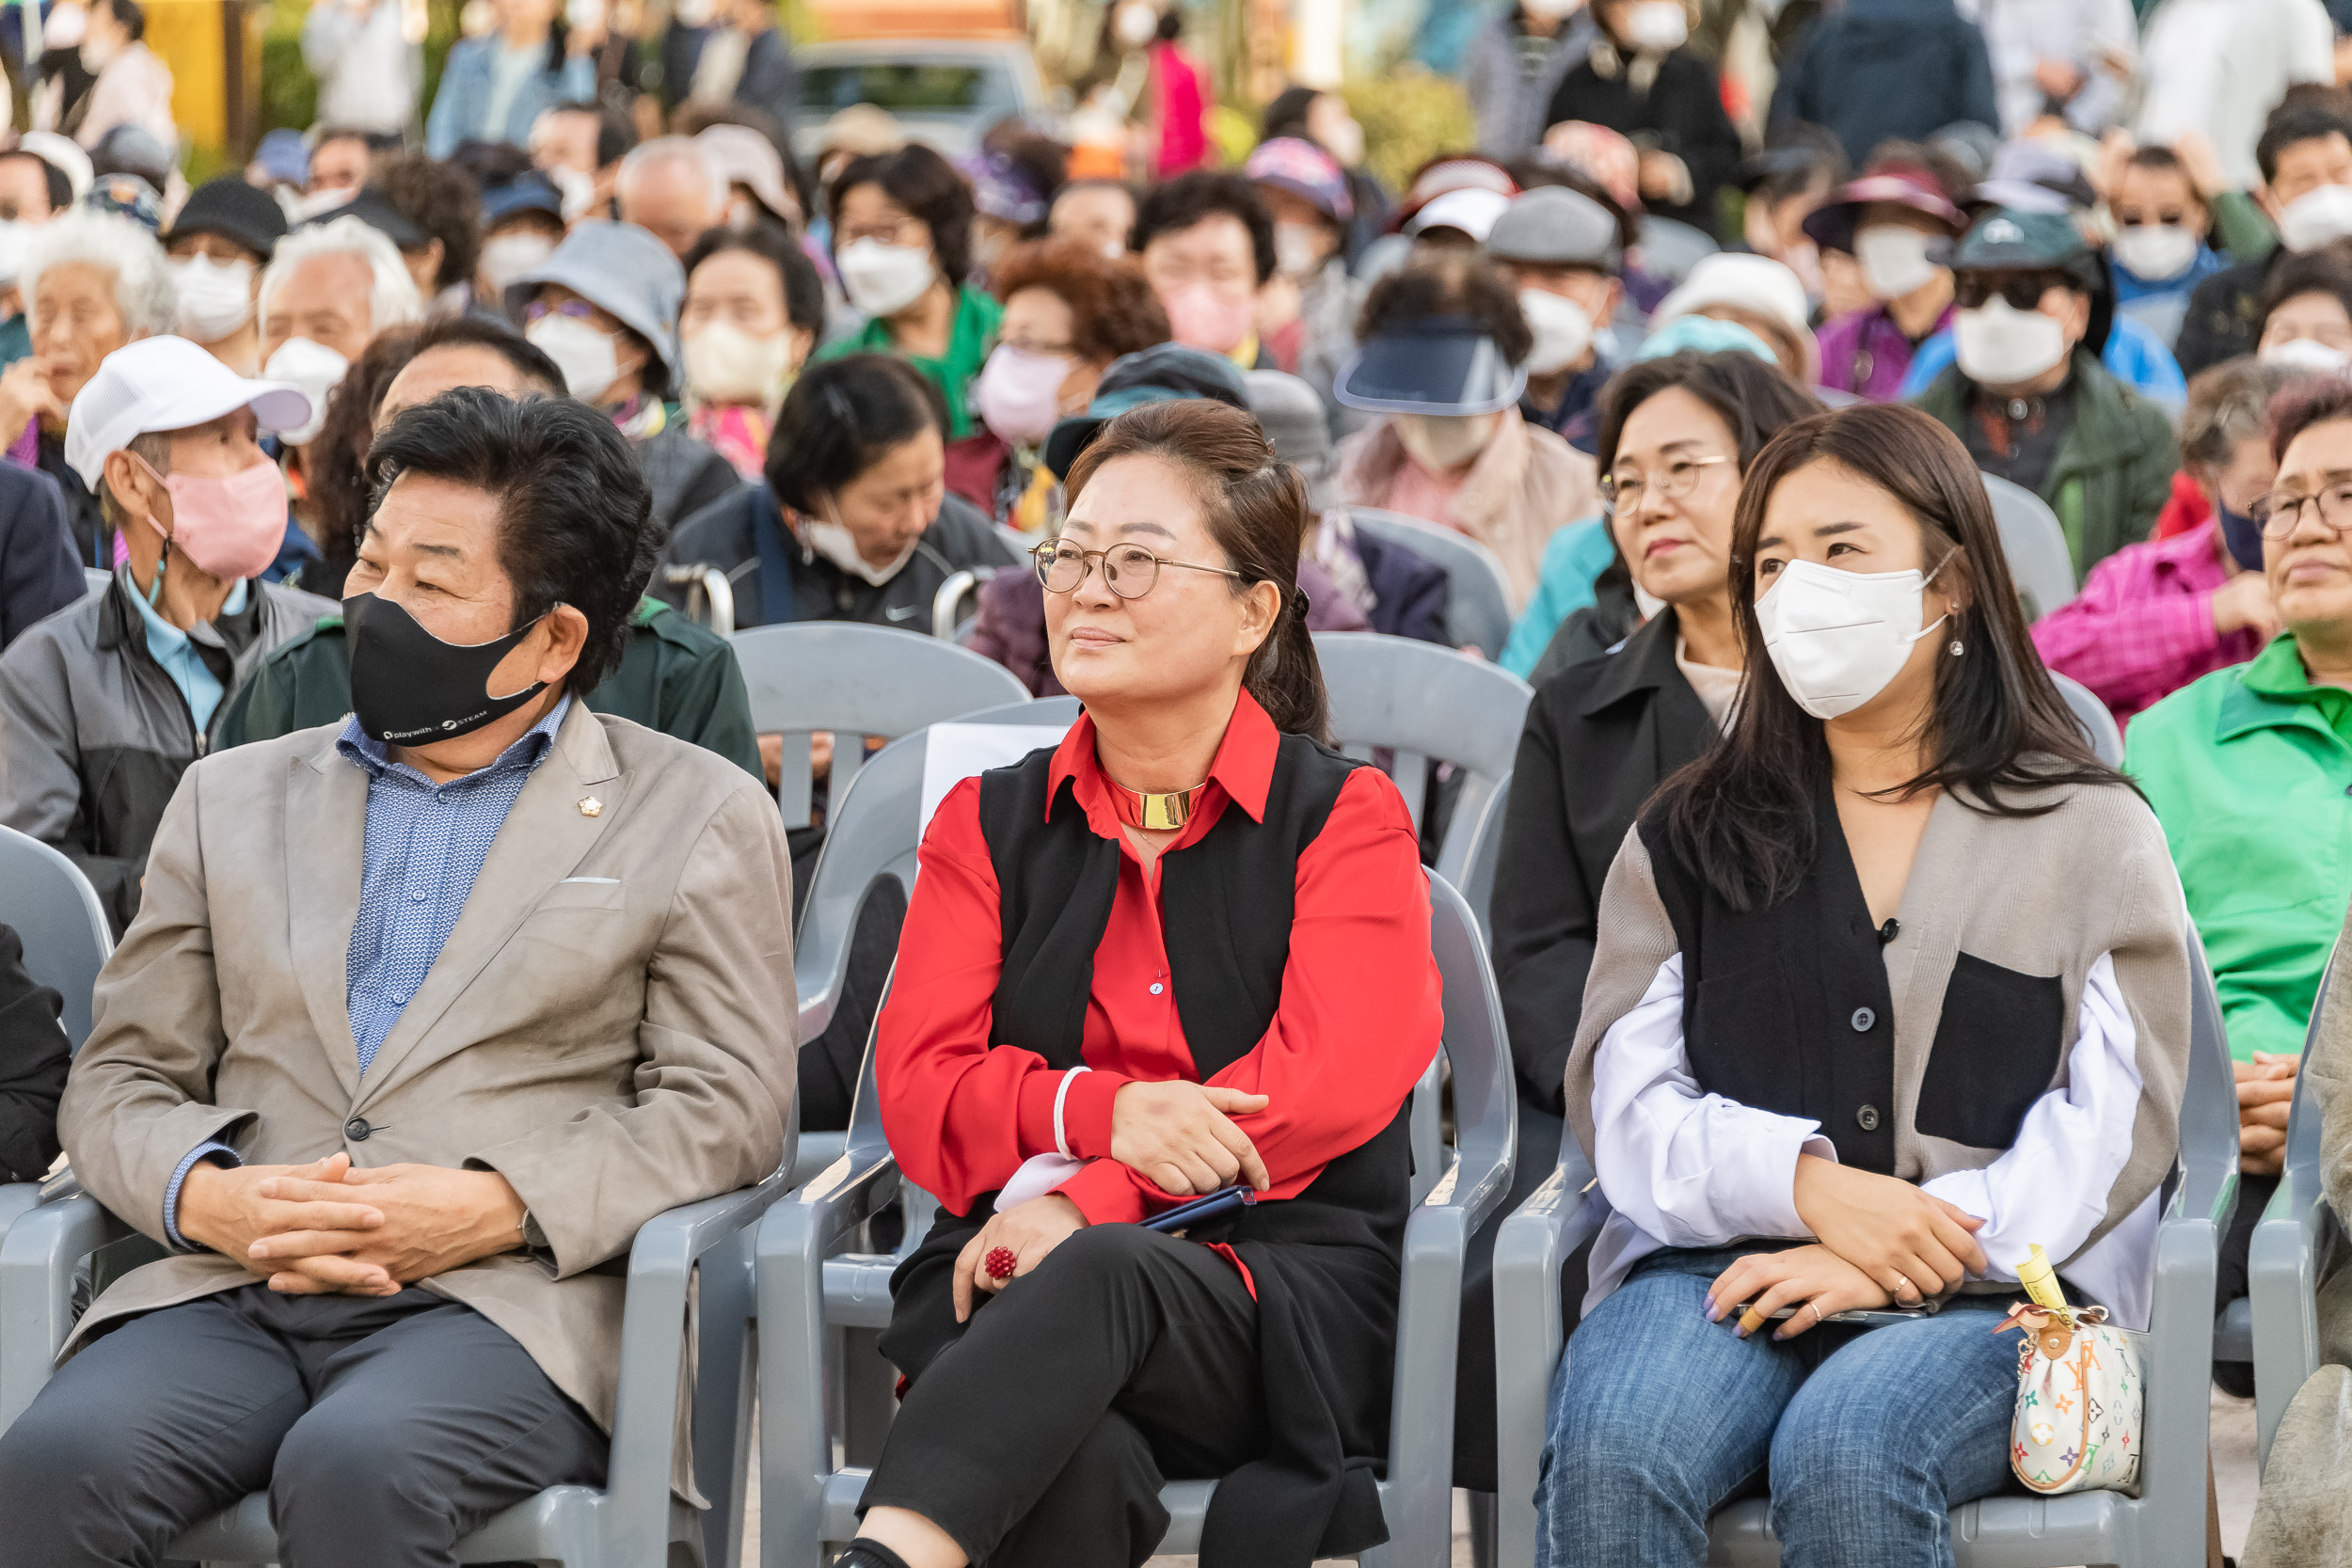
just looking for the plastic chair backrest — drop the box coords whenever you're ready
[2051,671,2124,766]
[1346,508,1516,659]
[1981,472,2078,620]
[730,623,1031,829]
[801,696,1081,1056]
[0,825,113,1048]
[1425,868,1516,1229]
[1313,631,1533,927]
[2183,934,2242,1218]
[2284,942,2338,1199]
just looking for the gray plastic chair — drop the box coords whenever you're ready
[1347,509,1518,660]
[2248,939,2341,1468]
[729,623,1031,830]
[789,698,1080,1185]
[0,827,109,1259]
[0,1171,784,1568]
[1982,473,2078,621]
[0,825,112,1049]
[1313,631,1533,935]
[2051,671,2124,767]
[662,564,739,636]
[1493,938,2239,1568]
[756,868,1517,1568]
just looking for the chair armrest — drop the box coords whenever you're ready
[2136,1181,2221,1534]
[1493,1160,1607,1568]
[2252,1158,2337,1470]
[0,1192,125,1432]
[757,1149,902,1568]
[1380,1194,1472,1567]
[603,1175,788,1565]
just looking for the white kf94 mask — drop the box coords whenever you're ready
[1755,556,1950,720]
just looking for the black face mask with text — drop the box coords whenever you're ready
[343,593,549,746]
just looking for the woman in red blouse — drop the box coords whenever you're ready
[834,398,1443,1568]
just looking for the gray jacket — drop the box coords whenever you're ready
[1463,7,1596,160]
[0,569,335,934]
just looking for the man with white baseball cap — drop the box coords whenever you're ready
[0,336,336,932]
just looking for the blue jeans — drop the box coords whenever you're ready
[1534,1247,2021,1568]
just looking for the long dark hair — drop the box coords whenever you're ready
[1062,399,1329,740]
[1654,404,2122,911]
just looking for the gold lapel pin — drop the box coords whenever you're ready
[579,796,602,817]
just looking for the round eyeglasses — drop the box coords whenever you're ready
[1598,454,1730,517]
[1031,540,1248,599]
[2251,480,2352,540]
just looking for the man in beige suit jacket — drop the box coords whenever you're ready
[0,388,795,1568]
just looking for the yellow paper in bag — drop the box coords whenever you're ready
[2016,1243,2067,1312]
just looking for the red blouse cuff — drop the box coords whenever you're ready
[1013,1068,1131,1160]
[1055,1159,1151,1227]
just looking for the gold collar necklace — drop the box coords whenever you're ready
[1109,780,1205,832]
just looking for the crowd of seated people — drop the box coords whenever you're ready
[5,38,2352,1568]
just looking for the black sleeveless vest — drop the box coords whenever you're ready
[973,730,1414,1253]
[1636,785,1901,1174]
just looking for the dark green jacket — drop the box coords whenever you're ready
[214,596,763,782]
[1913,348,2180,578]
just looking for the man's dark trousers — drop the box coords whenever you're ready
[0,1283,607,1567]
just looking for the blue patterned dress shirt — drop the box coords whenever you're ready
[160,696,572,1248]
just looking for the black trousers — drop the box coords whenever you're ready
[865,1225,1267,1568]
[0,1284,607,1568]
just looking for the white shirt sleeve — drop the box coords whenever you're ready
[1590,954,1836,1249]
[1919,951,2144,1285]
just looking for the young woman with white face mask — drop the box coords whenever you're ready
[816,144,1004,440]
[1535,403,2191,1568]
[679,224,824,479]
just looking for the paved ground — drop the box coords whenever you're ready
[744,1386,2268,1567]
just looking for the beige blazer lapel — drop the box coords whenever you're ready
[349,703,627,1109]
[285,726,371,1103]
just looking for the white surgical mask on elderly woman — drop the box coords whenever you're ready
[526,314,622,402]
[170,256,256,342]
[260,337,347,446]
[478,232,556,294]
[1854,225,1938,300]
[838,238,937,319]
[684,320,796,405]
[2263,336,2352,373]
[1756,556,1950,721]
[1392,410,1498,472]
[805,504,920,586]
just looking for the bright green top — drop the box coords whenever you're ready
[815,283,1002,439]
[2125,634,2352,1061]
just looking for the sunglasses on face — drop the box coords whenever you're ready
[1954,272,2070,311]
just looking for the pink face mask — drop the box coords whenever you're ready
[975,344,1076,448]
[1163,283,1256,356]
[152,458,288,582]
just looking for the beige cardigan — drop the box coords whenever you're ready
[1565,777,2193,1295]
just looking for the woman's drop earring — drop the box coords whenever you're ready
[1948,638,1964,657]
